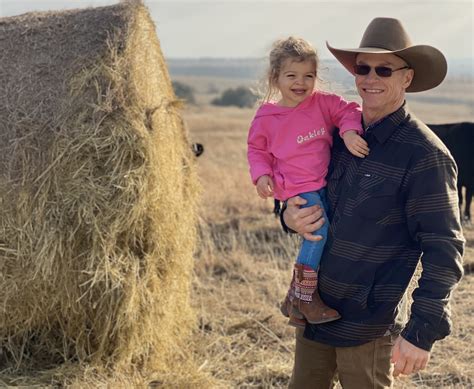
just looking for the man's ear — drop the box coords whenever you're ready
[403,68,415,89]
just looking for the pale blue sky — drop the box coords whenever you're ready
[0,0,472,60]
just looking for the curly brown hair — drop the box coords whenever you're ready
[264,36,319,102]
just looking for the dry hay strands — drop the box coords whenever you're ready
[0,2,204,385]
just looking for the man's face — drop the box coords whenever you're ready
[355,53,414,112]
[276,59,316,107]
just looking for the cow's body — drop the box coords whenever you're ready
[428,122,474,223]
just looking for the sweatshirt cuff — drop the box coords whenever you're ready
[339,123,364,136]
[400,318,445,352]
[251,170,272,185]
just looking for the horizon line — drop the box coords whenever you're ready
[165,56,474,61]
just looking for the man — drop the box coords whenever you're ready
[282,17,464,388]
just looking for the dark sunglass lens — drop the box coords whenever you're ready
[375,67,393,77]
[354,65,370,75]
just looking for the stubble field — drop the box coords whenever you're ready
[182,75,474,388]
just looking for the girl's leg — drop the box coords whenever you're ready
[281,192,326,327]
[296,191,328,271]
[293,190,340,324]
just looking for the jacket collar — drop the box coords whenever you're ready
[364,102,410,144]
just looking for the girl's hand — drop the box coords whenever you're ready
[256,175,274,199]
[342,130,370,158]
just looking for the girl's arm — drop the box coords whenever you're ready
[247,119,274,184]
[325,94,363,136]
[324,94,368,157]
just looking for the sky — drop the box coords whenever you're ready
[0,0,473,60]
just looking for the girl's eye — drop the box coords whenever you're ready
[306,74,315,79]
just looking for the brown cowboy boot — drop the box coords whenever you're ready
[281,292,307,328]
[288,314,307,328]
[294,264,341,324]
[280,264,304,319]
[280,293,291,318]
[287,264,306,328]
[279,279,294,318]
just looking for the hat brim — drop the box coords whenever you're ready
[326,42,447,92]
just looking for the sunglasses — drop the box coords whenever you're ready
[353,64,410,77]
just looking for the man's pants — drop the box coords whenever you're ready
[289,328,394,389]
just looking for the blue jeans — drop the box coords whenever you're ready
[296,189,329,270]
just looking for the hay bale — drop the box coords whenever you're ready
[0,0,199,379]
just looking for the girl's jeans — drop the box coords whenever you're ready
[295,189,329,270]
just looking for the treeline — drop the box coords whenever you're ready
[172,81,258,108]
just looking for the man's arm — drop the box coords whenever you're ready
[394,148,465,375]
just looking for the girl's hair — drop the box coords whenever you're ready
[264,36,319,102]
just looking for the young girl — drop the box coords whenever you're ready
[247,37,369,328]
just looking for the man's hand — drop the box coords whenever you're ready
[391,336,430,377]
[342,130,369,158]
[283,196,325,241]
[256,175,274,199]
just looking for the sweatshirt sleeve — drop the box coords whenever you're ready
[401,148,465,351]
[324,94,363,136]
[247,117,274,184]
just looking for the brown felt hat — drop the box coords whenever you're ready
[326,17,447,92]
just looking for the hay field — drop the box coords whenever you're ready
[183,78,474,388]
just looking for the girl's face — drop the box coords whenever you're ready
[276,59,316,107]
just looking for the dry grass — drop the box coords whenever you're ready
[185,85,474,388]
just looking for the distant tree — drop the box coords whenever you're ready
[172,80,196,104]
[211,86,258,108]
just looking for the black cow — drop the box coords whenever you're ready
[427,122,474,223]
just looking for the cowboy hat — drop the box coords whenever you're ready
[326,17,447,92]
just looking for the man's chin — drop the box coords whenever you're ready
[362,97,385,108]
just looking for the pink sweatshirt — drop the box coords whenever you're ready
[247,91,362,201]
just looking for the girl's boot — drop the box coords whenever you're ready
[294,264,341,324]
[280,265,306,328]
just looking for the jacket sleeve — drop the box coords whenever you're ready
[401,148,465,351]
[247,118,274,184]
[324,94,363,136]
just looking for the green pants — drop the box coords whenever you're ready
[289,328,394,389]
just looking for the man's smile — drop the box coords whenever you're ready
[363,88,384,94]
